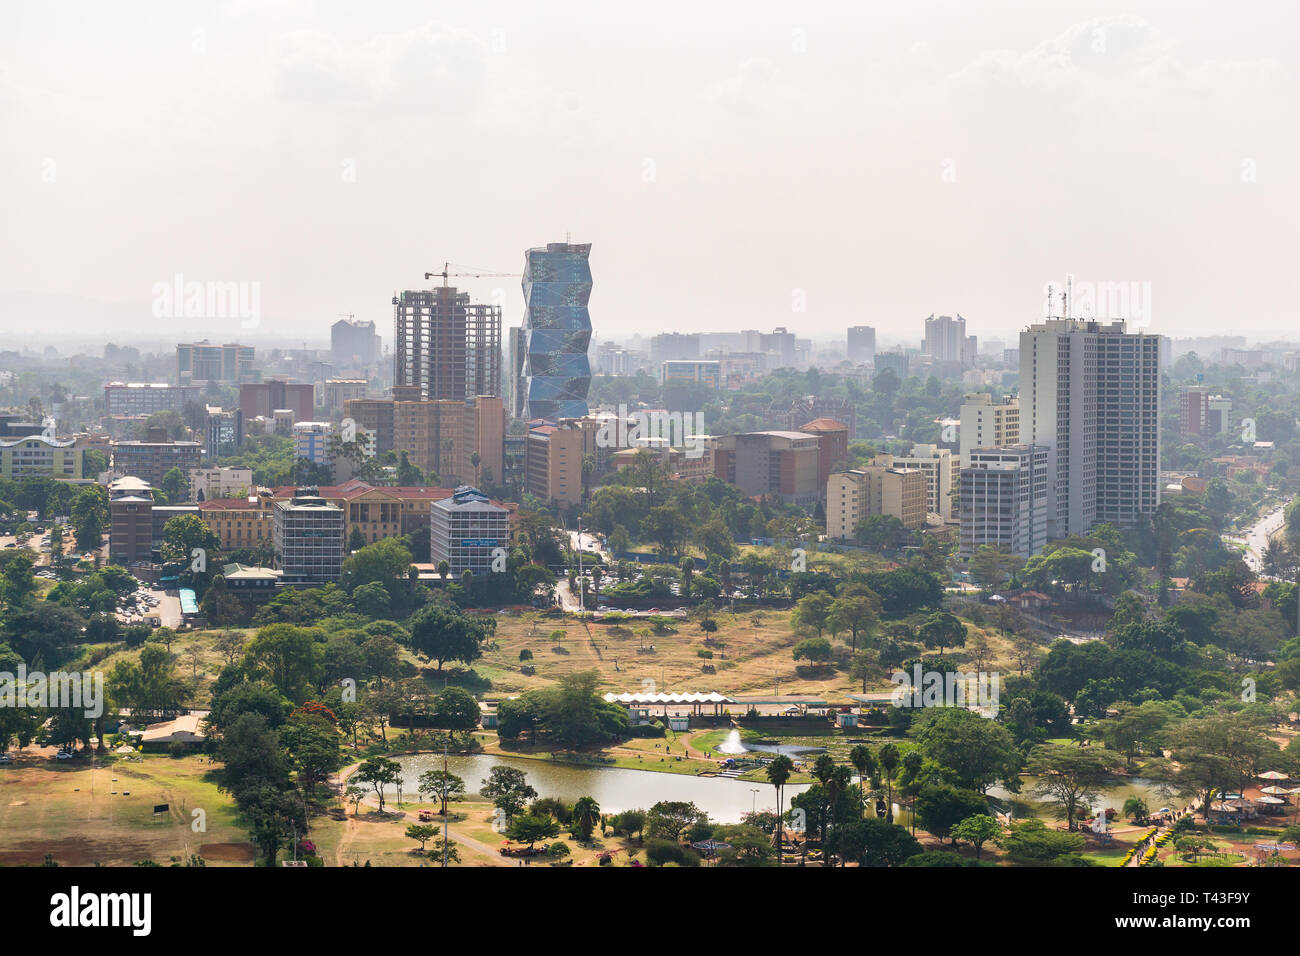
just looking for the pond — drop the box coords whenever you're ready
[714,729,826,759]
[390,752,811,823]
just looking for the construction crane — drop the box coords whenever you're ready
[424,262,515,288]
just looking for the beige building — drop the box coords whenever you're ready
[526,421,589,508]
[324,378,369,416]
[959,393,1020,466]
[891,443,958,521]
[344,392,504,487]
[827,461,926,539]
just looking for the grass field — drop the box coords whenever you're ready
[0,751,247,866]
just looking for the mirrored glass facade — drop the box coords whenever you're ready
[521,242,592,419]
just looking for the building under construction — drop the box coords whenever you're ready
[393,285,501,402]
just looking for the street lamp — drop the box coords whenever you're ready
[749,789,759,815]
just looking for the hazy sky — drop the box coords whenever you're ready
[1,0,1296,352]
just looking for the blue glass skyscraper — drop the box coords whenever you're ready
[520,241,592,420]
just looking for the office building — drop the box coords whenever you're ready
[110,428,202,487]
[798,418,850,491]
[846,326,876,363]
[959,393,1020,466]
[177,342,256,384]
[240,379,314,423]
[0,435,83,480]
[712,431,821,507]
[292,421,333,465]
[204,405,243,459]
[109,477,155,565]
[331,317,381,368]
[826,462,927,538]
[344,394,504,486]
[923,314,967,365]
[104,383,201,418]
[650,333,701,365]
[959,444,1050,559]
[520,241,593,419]
[430,486,511,575]
[662,360,721,389]
[892,443,958,521]
[189,466,253,501]
[273,488,345,583]
[1179,386,1212,441]
[1020,316,1162,536]
[393,285,501,403]
[323,379,369,417]
[525,420,589,508]
[1208,395,1233,436]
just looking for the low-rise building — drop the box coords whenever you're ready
[0,434,83,480]
[826,461,927,538]
[273,488,344,583]
[430,486,510,575]
[111,427,201,487]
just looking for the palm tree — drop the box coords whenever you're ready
[848,744,876,808]
[436,560,450,582]
[591,567,603,603]
[766,754,794,854]
[877,743,900,822]
[572,795,601,844]
[1122,796,1149,825]
[470,451,481,488]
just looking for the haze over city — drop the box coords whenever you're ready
[2,0,1296,349]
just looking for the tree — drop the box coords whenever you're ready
[355,757,402,814]
[996,818,1085,863]
[919,611,967,654]
[951,813,1000,859]
[830,818,922,867]
[481,766,537,824]
[572,795,601,844]
[432,686,481,731]
[70,487,107,551]
[792,591,834,636]
[280,709,343,797]
[242,624,324,703]
[916,708,1021,794]
[915,785,987,844]
[827,592,880,649]
[766,755,794,850]
[405,824,440,851]
[967,546,1025,591]
[406,604,494,671]
[849,744,877,800]
[1122,796,1149,824]
[792,637,832,665]
[646,800,703,842]
[1025,744,1121,831]
[508,813,560,849]
[854,514,906,550]
[160,513,219,568]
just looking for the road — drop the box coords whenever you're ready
[1239,500,1290,576]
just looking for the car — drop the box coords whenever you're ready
[55,751,73,760]
[0,754,12,764]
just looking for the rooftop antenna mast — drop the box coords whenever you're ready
[1046,283,1055,319]
[1065,274,1074,320]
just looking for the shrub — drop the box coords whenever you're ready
[645,838,700,867]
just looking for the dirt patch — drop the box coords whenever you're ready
[199,842,255,862]
[0,836,158,866]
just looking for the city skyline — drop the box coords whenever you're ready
[2,2,1296,346]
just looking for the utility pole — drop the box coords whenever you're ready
[577,516,584,614]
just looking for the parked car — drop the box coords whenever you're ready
[0,754,12,764]
[55,751,74,760]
